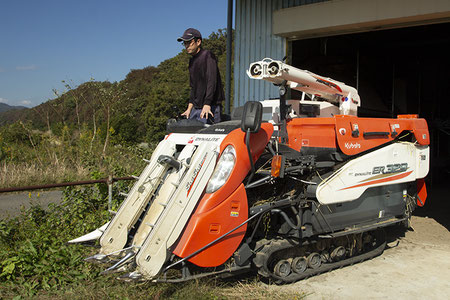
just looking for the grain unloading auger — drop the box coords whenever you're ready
[69,58,430,283]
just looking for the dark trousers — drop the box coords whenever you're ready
[189,105,221,124]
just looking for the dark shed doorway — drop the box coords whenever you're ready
[290,22,450,187]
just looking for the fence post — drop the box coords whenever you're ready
[108,175,113,213]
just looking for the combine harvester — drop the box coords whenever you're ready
[70,58,430,283]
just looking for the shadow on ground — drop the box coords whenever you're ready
[413,183,450,230]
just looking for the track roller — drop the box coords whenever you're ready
[307,252,321,269]
[274,259,292,277]
[331,246,346,261]
[315,240,327,252]
[291,257,307,273]
[320,250,330,263]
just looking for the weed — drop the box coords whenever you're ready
[0,185,306,299]
[0,125,155,189]
[0,186,108,296]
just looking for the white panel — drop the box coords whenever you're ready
[316,143,429,204]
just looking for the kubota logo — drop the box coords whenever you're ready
[345,142,361,149]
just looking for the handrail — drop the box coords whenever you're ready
[0,176,135,193]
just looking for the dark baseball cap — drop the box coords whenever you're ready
[177,28,202,42]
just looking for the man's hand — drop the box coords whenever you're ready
[200,104,213,119]
[181,103,194,118]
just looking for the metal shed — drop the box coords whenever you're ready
[233,0,450,107]
[232,0,450,185]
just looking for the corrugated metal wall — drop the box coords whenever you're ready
[234,0,328,107]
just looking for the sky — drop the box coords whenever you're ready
[0,0,229,108]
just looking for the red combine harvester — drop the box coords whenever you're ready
[70,58,429,283]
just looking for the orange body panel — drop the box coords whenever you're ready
[334,115,429,155]
[172,123,274,267]
[285,115,429,156]
[417,178,427,207]
[397,114,419,119]
[172,184,248,267]
[286,118,336,151]
[193,122,274,214]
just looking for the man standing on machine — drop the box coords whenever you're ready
[178,28,224,124]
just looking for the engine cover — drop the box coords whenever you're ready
[316,142,429,204]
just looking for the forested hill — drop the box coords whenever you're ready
[0,30,232,144]
[0,103,27,113]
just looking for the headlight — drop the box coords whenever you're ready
[205,145,236,194]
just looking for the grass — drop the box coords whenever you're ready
[0,127,155,189]
[0,161,90,189]
[219,280,307,300]
[1,277,307,300]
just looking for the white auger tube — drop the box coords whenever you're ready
[247,58,360,115]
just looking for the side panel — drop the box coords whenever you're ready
[314,183,409,233]
[285,115,430,156]
[286,118,336,152]
[334,115,430,156]
[172,184,248,267]
[316,143,429,205]
[415,146,430,179]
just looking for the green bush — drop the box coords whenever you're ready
[0,122,30,145]
[0,187,110,296]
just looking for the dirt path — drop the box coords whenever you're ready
[0,190,63,219]
[286,216,450,299]
[267,187,450,300]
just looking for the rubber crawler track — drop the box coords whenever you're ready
[253,229,387,284]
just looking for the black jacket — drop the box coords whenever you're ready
[188,49,224,108]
